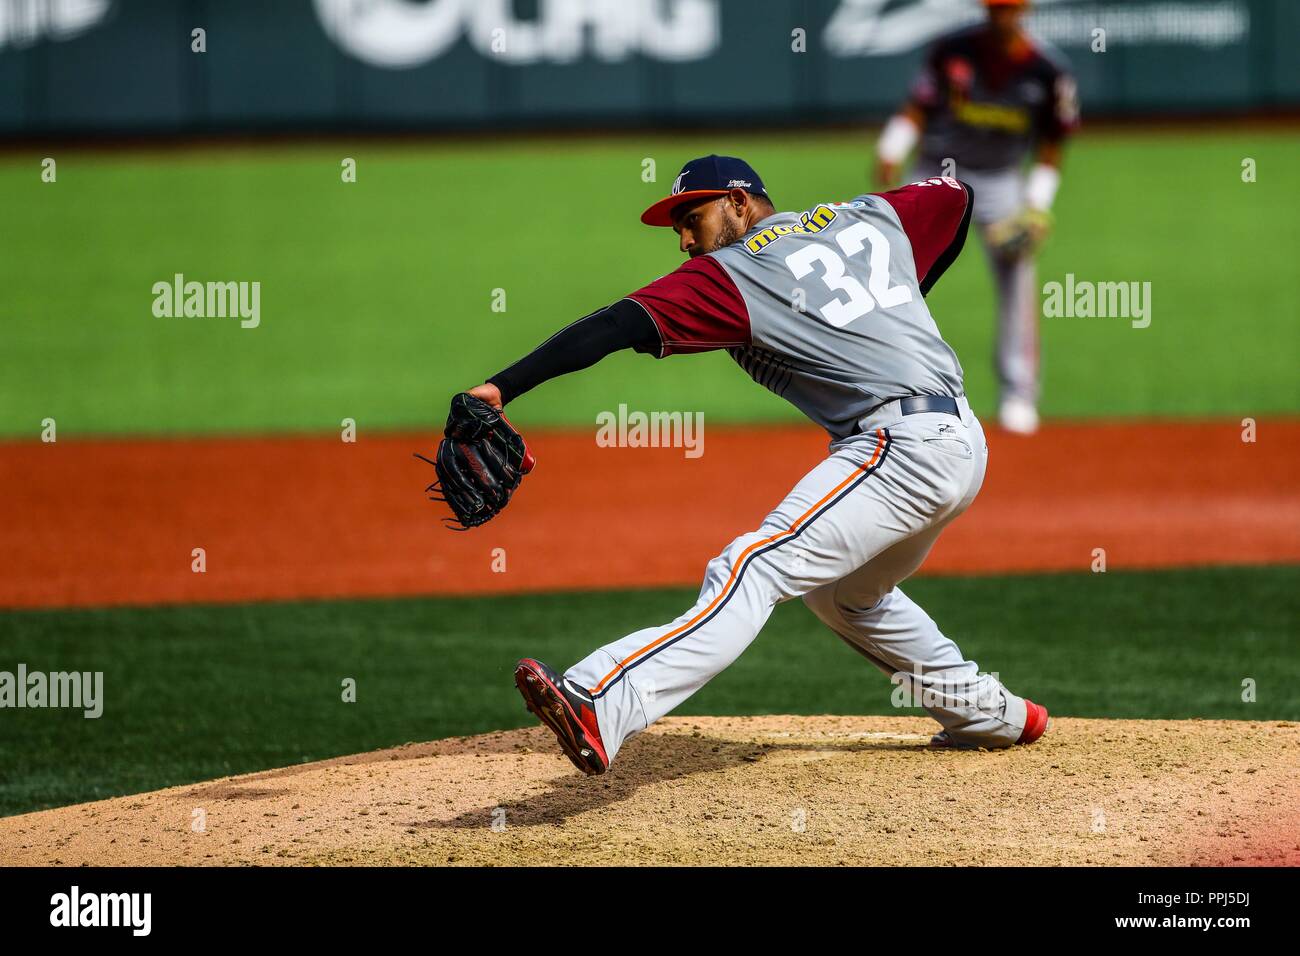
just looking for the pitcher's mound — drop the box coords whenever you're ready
[3,716,1297,867]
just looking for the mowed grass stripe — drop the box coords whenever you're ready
[1,129,1298,437]
[0,564,1295,817]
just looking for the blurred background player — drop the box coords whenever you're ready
[874,0,1079,434]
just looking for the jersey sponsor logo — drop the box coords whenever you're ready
[951,97,1031,133]
[744,203,838,254]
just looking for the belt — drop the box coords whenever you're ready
[850,394,964,438]
[899,395,960,417]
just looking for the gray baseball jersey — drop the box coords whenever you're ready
[628,178,974,439]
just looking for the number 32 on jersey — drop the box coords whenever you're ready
[784,221,914,328]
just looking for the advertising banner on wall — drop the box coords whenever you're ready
[0,0,1294,135]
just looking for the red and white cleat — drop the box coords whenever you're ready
[515,658,609,776]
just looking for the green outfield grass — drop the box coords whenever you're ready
[0,564,1295,817]
[1,129,1298,438]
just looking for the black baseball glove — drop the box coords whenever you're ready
[417,392,535,530]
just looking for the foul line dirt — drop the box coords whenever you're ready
[1,420,1297,610]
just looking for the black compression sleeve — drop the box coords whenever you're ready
[486,298,661,405]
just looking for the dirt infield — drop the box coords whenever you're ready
[2,420,1297,609]
[2,716,1295,867]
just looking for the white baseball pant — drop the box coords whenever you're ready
[565,396,1031,765]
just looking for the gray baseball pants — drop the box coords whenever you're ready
[565,396,1030,765]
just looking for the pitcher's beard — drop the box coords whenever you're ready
[704,217,743,255]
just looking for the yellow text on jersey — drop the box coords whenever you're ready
[952,98,1031,134]
[744,204,838,255]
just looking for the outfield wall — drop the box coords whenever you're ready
[1,0,1297,136]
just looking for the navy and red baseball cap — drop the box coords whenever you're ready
[640,155,771,227]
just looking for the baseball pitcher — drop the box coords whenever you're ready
[438,153,1049,776]
[875,0,1079,434]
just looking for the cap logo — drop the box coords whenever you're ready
[726,179,752,189]
[670,172,687,195]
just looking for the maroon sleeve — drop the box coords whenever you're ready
[626,255,751,357]
[875,177,972,289]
